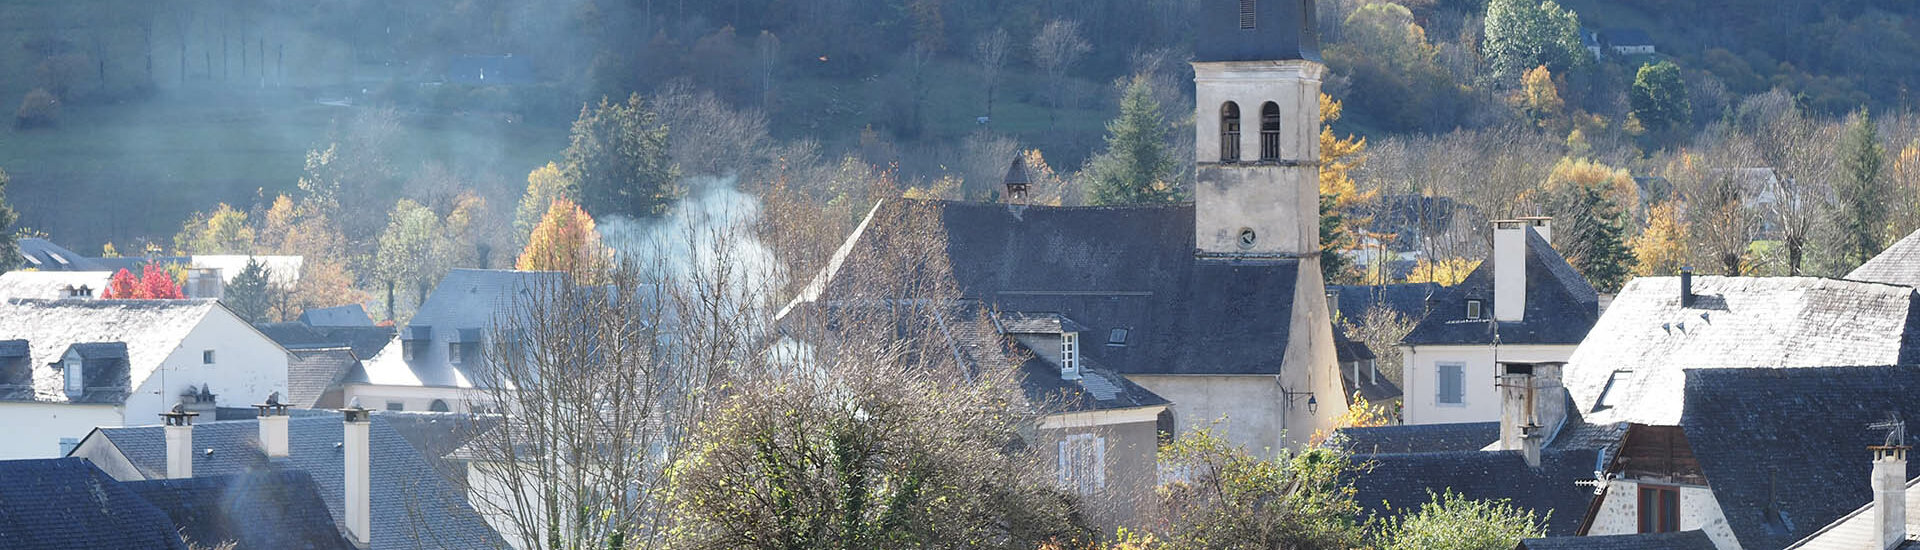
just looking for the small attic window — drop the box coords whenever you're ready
[202,350,215,365]
[1107,328,1129,346]
[1466,299,1484,320]
[1239,0,1257,29]
[63,355,82,396]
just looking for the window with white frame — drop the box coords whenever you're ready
[1061,332,1080,378]
[1466,299,1483,320]
[1437,362,1465,405]
[1057,433,1106,495]
[63,356,82,395]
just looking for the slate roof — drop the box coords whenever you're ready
[1676,366,1920,550]
[0,457,187,550]
[1362,195,1483,253]
[256,322,395,359]
[1517,530,1717,550]
[1598,28,1654,47]
[125,470,355,550]
[0,270,112,300]
[1335,422,1499,454]
[1789,476,1920,549]
[92,414,509,549]
[286,347,359,409]
[1850,228,1920,287]
[956,305,1169,415]
[802,200,1307,376]
[1563,277,1920,426]
[1349,449,1601,536]
[1402,229,1598,347]
[356,269,565,388]
[14,238,105,271]
[300,304,375,327]
[0,298,220,403]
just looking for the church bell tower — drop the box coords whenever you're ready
[1192,0,1324,257]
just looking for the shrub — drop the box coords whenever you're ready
[15,89,60,129]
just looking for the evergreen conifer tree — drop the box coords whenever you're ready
[222,259,274,323]
[1084,76,1181,206]
[1839,108,1890,267]
[0,169,14,274]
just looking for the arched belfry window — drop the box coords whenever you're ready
[1260,102,1281,161]
[1221,102,1242,162]
[1240,0,1257,29]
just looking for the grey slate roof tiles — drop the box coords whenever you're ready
[299,304,376,327]
[286,347,359,409]
[821,200,1305,376]
[1677,366,1920,550]
[96,414,509,549]
[1850,228,1920,287]
[1335,422,1499,454]
[0,457,188,550]
[1402,229,1599,347]
[0,298,219,403]
[357,269,564,388]
[1564,276,1920,426]
[125,470,355,550]
[1349,448,1601,536]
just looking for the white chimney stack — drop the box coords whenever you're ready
[160,403,199,479]
[1518,216,1552,243]
[343,399,373,548]
[1874,444,1909,550]
[1493,219,1536,322]
[257,392,289,458]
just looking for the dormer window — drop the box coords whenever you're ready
[1466,299,1484,320]
[448,341,465,364]
[1107,328,1129,347]
[1061,332,1081,380]
[63,355,82,396]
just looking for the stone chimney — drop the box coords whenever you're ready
[1680,267,1696,308]
[1871,414,1910,550]
[1492,220,1532,322]
[160,402,199,479]
[343,399,373,548]
[1518,216,1553,243]
[1496,361,1567,468]
[255,391,289,458]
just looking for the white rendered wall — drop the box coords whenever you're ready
[124,306,288,424]
[342,383,491,413]
[1587,480,1740,550]
[1401,344,1575,425]
[0,402,123,459]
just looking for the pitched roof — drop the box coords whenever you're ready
[1335,422,1499,454]
[0,298,220,403]
[124,470,355,550]
[1677,366,1920,550]
[1850,228,1920,287]
[1517,530,1717,550]
[0,271,112,300]
[808,200,1306,376]
[0,458,187,550]
[300,304,374,327]
[255,322,395,359]
[1789,476,1920,549]
[94,414,508,549]
[1597,28,1654,46]
[1563,277,1920,426]
[957,304,1170,415]
[356,269,564,388]
[1350,449,1601,536]
[286,348,359,409]
[14,238,105,271]
[1402,230,1598,346]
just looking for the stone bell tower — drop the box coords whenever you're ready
[1193,0,1324,257]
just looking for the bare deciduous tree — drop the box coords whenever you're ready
[1032,20,1091,132]
[973,28,1010,120]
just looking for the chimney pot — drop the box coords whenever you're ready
[1680,267,1695,308]
[160,404,198,479]
[257,393,290,458]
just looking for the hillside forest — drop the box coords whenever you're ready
[4,0,1920,323]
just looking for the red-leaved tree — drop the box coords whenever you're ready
[138,262,185,299]
[102,269,138,298]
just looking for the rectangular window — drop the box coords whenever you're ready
[59,437,79,456]
[1466,300,1483,320]
[386,401,405,411]
[202,350,215,365]
[1061,333,1079,373]
[448,342,464,364]
[64,358,82,394]
[1239,0,1257,29]
[1638,485,1681,533]
[1057,434,1106,495]
[1437,363,1465,405]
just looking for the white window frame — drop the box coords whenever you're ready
[1466,300,1483,320]
[448,341,464,364]
[1437,362,1466,406]
[1061,332,1080,378]
[63,356,82,395]
[1057,433,1106,495]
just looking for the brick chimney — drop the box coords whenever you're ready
[1492,220,1532,322]
[160,402,199,479]
[342,399,373,548]
[255,392,289,458]
[1496,361,1567,468]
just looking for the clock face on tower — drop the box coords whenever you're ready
[1238,228,1258,250]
